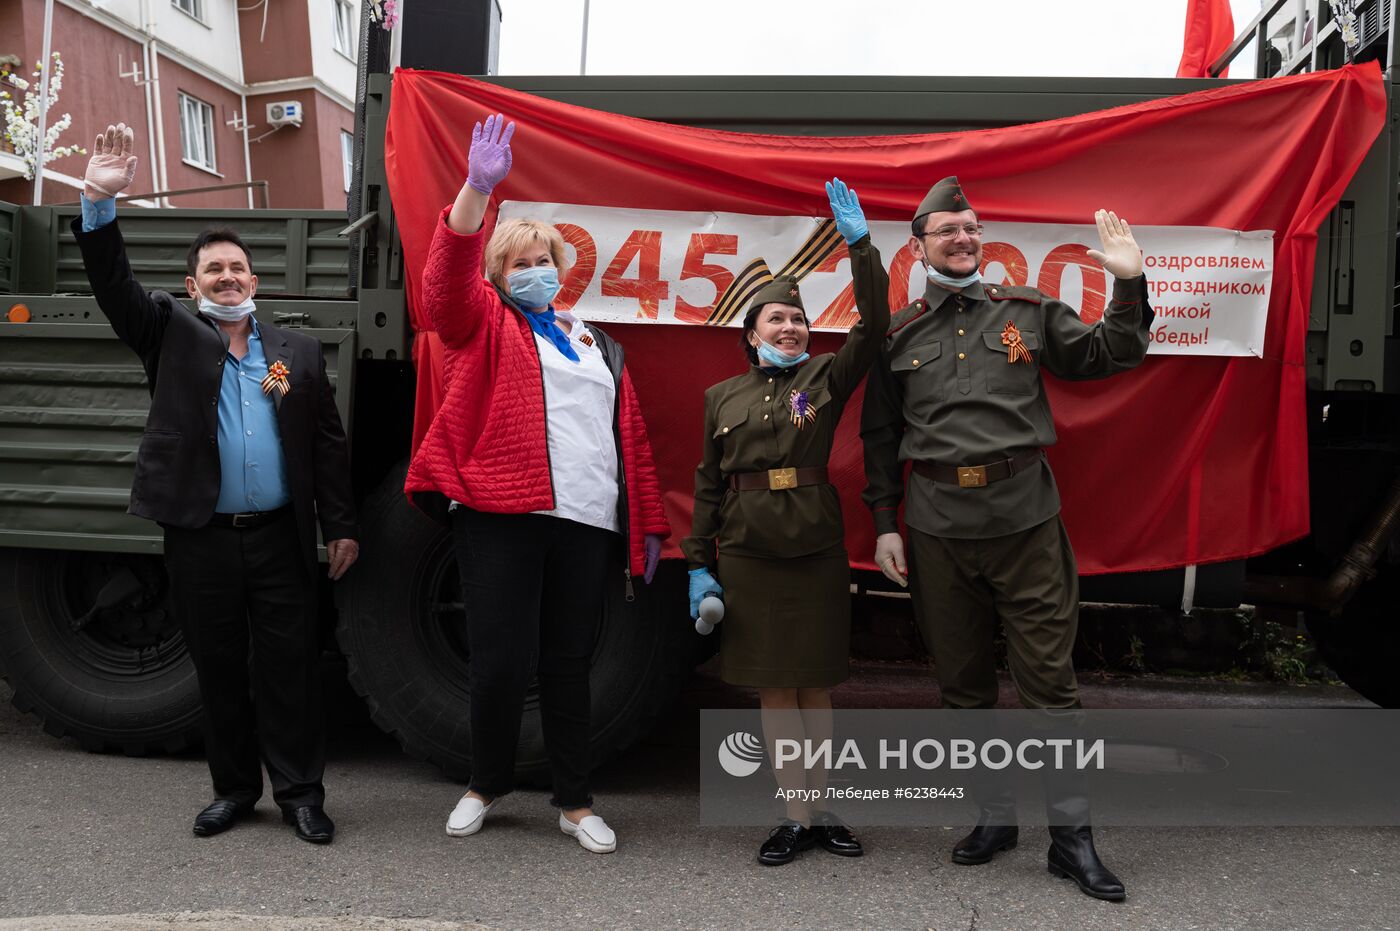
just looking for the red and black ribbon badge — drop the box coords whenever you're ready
[1001,321,1032,365]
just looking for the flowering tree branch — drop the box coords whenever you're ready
[1,52,87,181]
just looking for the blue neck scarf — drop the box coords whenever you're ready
[523,305,579,363]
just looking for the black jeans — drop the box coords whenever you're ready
[451,507,615,809]
[164,510,325,810]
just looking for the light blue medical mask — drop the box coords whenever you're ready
[507,266,561,308]
[755,337,809,369]
[925,262,982,289]
[195,288,256,322]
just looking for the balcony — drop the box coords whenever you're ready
[0,136,26,182]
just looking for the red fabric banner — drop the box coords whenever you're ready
[385,64,1385,575]
[1177,0,1237,77]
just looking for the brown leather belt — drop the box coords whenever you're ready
[207,504,294,529]
[730,466,830,492]
[912,450,1043,488]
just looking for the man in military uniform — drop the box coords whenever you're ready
[856,177,1151,901]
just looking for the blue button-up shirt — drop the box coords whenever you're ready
[213,318,291,513]
[82,195,290,514]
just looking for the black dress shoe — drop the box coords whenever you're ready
[952,823,1019,865]
[192,799,253,837]
[1047,826,1125,901]
[282,805,335,844]
[811,813,864,857]
[757,822,817,866]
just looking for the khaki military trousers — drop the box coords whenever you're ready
[907,516,1080,710]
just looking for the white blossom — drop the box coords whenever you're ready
[1,52,87,182]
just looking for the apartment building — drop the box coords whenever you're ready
[0,0,359,209]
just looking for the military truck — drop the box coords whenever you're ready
[1,0,1396,781]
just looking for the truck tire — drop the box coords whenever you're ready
[1305,565,1400,708]
[335,462,694,784]
[0,548,202,753]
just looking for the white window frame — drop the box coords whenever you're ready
[172,0,204,24]
[332,0,357,61]
[341,131,354,194]
[178,92,217,174]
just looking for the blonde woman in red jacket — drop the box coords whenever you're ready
[405,114,671,855]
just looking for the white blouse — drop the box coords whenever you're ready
[529,310,620,533]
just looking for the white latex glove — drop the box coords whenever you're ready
[1085,209,1142,280]
[874,532,908,588]
[84,122,138,201]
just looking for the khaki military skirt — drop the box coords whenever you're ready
[716,550,851,688]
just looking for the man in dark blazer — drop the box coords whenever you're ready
[74,123,359,844]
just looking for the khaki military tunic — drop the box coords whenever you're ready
[861,262,1152,539]
[683,250,888,686]
[854,239,1152,708]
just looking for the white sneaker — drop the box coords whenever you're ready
[446,794,495,837]
[559,812,616,854]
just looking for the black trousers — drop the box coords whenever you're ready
[450,507,614,809]
[164,510,325,810]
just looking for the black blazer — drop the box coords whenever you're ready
[73,217,357,574]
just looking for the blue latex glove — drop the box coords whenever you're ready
[643,534,663,585]
[467,113,516,195]
[688,567,722,618]
[826,177,868,245]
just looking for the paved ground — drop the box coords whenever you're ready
[0,664,1395,931]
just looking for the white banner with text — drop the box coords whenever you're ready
[499,200,1274,358]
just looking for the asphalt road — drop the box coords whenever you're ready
[0,665,1396,931]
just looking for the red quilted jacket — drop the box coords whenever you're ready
[405,207,671,576]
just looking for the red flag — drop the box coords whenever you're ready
[386,64,1384,575]
[1177,0,1236,77]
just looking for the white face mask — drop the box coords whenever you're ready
[193,287,256,322]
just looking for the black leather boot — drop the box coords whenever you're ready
[952,789,1018,865]
[952,820,1018,865]
[1036,708,1124,900]
[1048,825,1125,901]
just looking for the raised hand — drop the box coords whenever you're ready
[84,122,138,201]
[1086,209,1143,280]
[466,113,516,195]
[826,177,869,245]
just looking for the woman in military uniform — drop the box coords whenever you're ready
[684,180,887,866]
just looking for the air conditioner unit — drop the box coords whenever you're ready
[266,101,303,127]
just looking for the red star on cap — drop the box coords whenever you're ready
[789,288,799,297]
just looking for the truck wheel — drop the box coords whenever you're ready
[0,548,202,753]
[1305,564,1400,708]
[335,463,694,784]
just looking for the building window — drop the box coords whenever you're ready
[172,0,203,22]
[333,0,357,60]
[178,92,216,172]
[341,131,354,194]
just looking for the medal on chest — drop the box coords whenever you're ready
[788,389,816,429]
[261,360,291,396]
[1001,321,1032,365]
